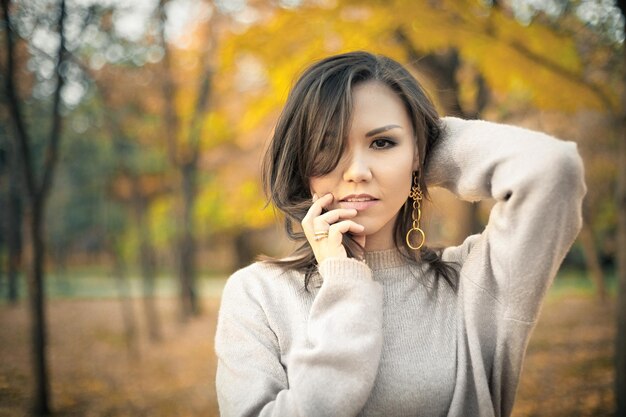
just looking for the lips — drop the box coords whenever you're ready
[338,194,379,211]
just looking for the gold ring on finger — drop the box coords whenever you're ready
[314,231,329,241]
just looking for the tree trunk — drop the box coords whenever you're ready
[155,4,216,321]
[27,204,51,416]
[2,0,67,413]
[616,3,626,415]
[130,177,162,342]
[616,110,626,417]
[578,218,606,302]
[7,150,22,303]
[0,188,4,298]
[179,162,199,318]
[111,244,140,360]
[139,238,161,342]
[234,230,256,271]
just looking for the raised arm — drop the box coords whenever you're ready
[429,117,586,322]
[215,258,383,417]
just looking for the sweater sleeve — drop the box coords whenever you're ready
[430,117,586,322]
[215,258,384,417]
[430,117,586,417]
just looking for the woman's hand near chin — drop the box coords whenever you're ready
[302,193,365,264]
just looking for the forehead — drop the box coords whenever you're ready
[350,81,413,133]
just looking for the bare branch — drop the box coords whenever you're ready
[156,0,180,166]
[186,69,213,166]
[449,6,616,112]
[506,38,615,111]
[1,0,36,200]
[38,0,67,202]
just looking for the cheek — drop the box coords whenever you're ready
[396,175,413,199]
[382,160,414,192]
[391,173,414,208]
[309,176,331,196]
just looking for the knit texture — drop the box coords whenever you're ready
[215,117,586,417]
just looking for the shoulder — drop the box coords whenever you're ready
[221,261,304,304]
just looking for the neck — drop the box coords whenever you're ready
[363,221,396,252]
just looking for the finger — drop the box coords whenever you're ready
[314,192,333,207]
[302,193,334,226]
[328,220,365,241]
[315,208,358,226]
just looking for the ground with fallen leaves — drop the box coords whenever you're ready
[0,285,615,416]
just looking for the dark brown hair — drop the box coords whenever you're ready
[262,51,458,289]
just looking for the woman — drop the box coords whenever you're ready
[215,51,586,417]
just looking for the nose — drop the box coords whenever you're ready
[342,149,372,183]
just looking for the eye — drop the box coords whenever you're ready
[371,137,396,150]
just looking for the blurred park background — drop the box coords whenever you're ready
[1,0,625,416]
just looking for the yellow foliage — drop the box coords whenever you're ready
[200,111,233,151]
[220,0,617,127]
[149,195,176,249]
[195,175,274,235]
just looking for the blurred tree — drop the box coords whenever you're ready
[0,0,21,306]
[0,107,22,304]
[92,62,169,342]
[0,128,4,292]
[63,1,176,341]
[57,0,241,322]
[154,0,201,317]
[0,122,6,296]
[6,125,23,304]
[112,156,168,343]
[153,0,225,318]
[0,0,118,412]
[46,108,109,294]
[0,0,68,413]
[105,202,141,359]
[615,1,626,414]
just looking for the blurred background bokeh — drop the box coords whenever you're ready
[1,0,625,416]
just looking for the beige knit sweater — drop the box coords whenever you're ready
[214,117,586,417]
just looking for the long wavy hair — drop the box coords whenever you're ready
[261,51,458,290]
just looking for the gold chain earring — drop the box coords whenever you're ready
[406,173,425,251]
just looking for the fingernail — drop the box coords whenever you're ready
[312,193,318,202]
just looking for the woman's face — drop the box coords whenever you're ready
[309,81,418,251]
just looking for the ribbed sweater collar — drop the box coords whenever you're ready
[364,248,410,271]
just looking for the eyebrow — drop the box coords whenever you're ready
[365,124,403,137]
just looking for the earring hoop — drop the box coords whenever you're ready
[405,173,426,251]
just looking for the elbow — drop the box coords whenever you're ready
[543,141,586,233]
[553,142,586,202]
